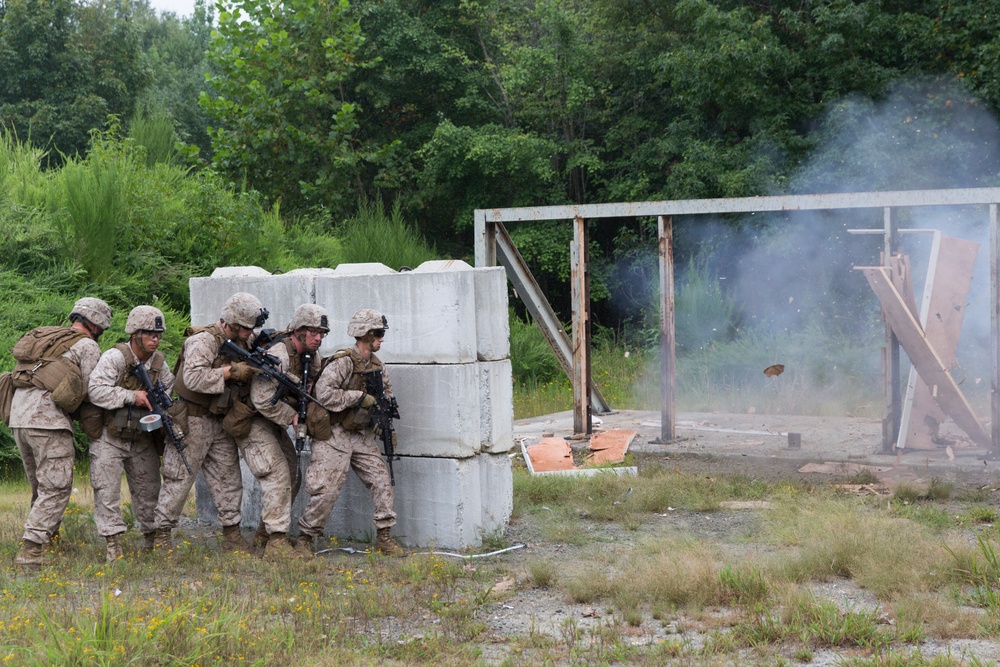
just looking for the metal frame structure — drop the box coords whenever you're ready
[475,188,1000,455]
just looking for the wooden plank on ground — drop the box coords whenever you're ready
[859,266,990,448]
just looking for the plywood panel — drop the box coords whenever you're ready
[860,266,989,448]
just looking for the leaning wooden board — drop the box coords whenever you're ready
[859,265,989,448]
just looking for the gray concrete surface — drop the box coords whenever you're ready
[514,409,1000,489]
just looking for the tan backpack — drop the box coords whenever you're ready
[0,371,14,426]
[9,326,89,413]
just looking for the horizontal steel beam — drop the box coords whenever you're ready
[478,188,1000,223]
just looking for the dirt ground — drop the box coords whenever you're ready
[476,409,1000,665]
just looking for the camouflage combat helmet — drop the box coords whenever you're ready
[125,306,166,335]
[347,309,387,338]
[70,297,113,331]
[288,304,329,332]
[221,292,269,329]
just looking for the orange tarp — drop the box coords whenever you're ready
[525,437,575,472]
[586,429,637,466]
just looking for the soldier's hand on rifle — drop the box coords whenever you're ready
[133,390,152,411]
[227,362,258,382]
[358,393,377,409]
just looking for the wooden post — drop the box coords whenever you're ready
[991,204,1000,458]
[571,215,592,435]
[882,207,901,453]
[658,215,676,443]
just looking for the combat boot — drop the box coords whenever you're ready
[252,521,269,556]
[292,535,314,559]
[105,533,124,563]
[375,527,404,557]
[221,524,250,554]
[142,531,156,553]
[14,539,44,568]
[262,532,294,560]
[152,527,172,553]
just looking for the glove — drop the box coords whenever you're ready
[358,393,377,409]
[229,362,257,382]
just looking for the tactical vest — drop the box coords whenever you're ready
[277,337,311,408]
[173,324,246,414]
[327,348,382,424]
[103,343,166,437]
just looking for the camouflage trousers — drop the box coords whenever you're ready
[298,427,396,538]
[89,431,161,536]
[237,417,299,535]
[154,414,243,530]
[14,427,75,545]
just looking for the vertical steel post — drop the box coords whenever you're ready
[474,210,496,267]
[883,207,901,452]
[991,204,1000,458]
[571,215,592,434]
[658,215,676,443]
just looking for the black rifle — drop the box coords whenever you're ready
[295,354,311,455]
[221,339,330,410]
[361,368,400,485]
[131,363,193,476]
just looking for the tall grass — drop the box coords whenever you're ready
[54,147,132,283]
[338,197,438,270]
[128,107,178,167]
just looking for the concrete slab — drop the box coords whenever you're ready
[479,359,514,453]
[387,363,481,458]
[315,268,478,363]
[225,451,514,548]
[474,267,510,361]
[514,408,998,486]
[189,272,316,330]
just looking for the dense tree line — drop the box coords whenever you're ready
[2,0,1000,330]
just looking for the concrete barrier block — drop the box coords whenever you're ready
[479,452,514,535]
[480,359,514,453]
[474,267,510,361]
[316,269,477,363]
[386,363,481,458]
[189,272,316,330]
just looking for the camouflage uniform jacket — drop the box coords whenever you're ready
[9,336,101,431]
[88,345,175,412]
[315,345,394,415]
[250,340,301,427]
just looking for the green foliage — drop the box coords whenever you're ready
[0,0,150,163]
[675,253,738,354]
[202,0,377,217]
[54,139,133,283]
[128,106,179,166]
[135,0,216,159]
[338,197,438,270]
[509,312,562,385]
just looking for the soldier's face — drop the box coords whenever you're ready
[295,327,324,354]
[224,322,254,342]
[369,329,384,352]
[136,330,162,354]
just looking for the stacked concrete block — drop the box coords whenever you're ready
[189,268,325,331]
[189,260,515,548]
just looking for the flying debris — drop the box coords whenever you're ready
[763,364,785,377]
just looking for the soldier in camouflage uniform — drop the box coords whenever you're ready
[247,303,328,559]
[151,293,267,554]
[88,306,174,563]
[11,297,111,567]
[295,308,402,558]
